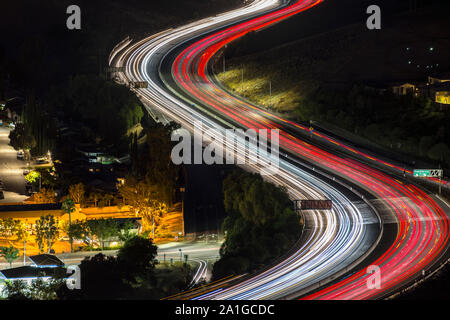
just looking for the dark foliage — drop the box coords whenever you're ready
[212,170,301,280]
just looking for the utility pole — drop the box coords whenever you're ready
[223,55,226,74]
[69,210,73,253]
[269,80,272,107]
[23,239,26,266]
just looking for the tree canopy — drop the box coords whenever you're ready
[212,170,301,280]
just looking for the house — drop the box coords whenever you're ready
[28,254,64,268]
[420,80,450,109]
[0,254,67,296]
[0,266,63,283]
[428,73,450,85]
[4,97,24,122]
[392,83,416,96]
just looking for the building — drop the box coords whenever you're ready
[392,83,416,96]
[0,266,63,283]
[428,73,450,85]
[436,90,450,105]
[0,254,66,296]
[4,97,24,122]
[28,254,65,268]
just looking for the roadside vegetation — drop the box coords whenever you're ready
[1,236,194,300]
[212,170,301,280]
[0,0,243,194]
[218,1,450,169]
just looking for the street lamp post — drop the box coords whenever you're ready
[222,45,227,74]
[152,215,155,240]
[69,210,73,253]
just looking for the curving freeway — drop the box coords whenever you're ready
[111,0,450,299]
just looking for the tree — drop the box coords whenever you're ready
[212,170,301,280]
[26,168,56,189]
[8,122,36,152]
[118,177,168,232]
[25,170,40,184]
[142,123,180,205]
[2,277,64,300]
[69,183,85,204]
[35,215,59,253]
[1,280,29,300]
[27,277,64,300]
[118,221,137,243]
[0,218,24,240]
[100,194,114,207]
[87,218,118,250]
[29,188,55,204]
[62,253,129,300]
[67,220,94,247]
[62,198,76,252]
[117,236,158,274]
[0,246,20,267]
[62,198,75,218]
[427,143,450,162]
[88,191,102,207]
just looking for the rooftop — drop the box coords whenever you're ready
[0,266,65,280]
[28,254,64,268]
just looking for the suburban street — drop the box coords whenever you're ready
[0,126,27,204]
[0,241,222,284]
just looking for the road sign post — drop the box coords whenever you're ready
[413,169,444,195]
[413,169,443,178]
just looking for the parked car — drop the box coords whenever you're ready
[0,191,4,200]
[17,151,24,160]
[36,158,49,165]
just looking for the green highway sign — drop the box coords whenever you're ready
[413,169,443,178]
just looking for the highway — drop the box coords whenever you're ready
[111,0,450,299]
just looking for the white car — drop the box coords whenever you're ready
[17,151,24,160]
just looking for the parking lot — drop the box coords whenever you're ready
[0,126,28,203]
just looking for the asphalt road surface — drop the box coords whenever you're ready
[0,126,27,204]
[112,0,450,300]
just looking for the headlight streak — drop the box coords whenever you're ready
[113,0,379,300]
[113,0,450,300]
[166,0,450,300]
